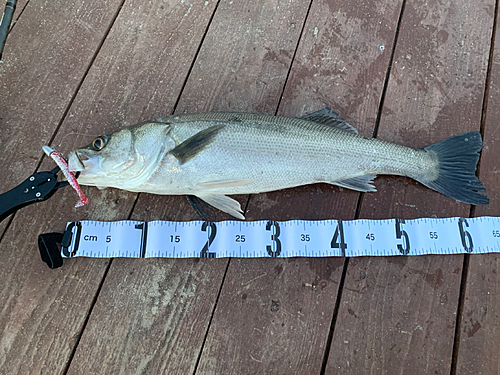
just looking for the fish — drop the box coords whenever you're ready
[65,108,489,219]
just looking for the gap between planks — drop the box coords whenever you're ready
[451,1,500,373]
[319,0,408,372]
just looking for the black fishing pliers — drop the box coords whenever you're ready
[0,166,70,223]
[0,166,74,268]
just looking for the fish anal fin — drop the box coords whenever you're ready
[332,174,377,192]
[197,179,252,190]
[299,107,358,134]
[196,193,245,220]
[171,124,225,164]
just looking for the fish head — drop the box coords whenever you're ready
[67,121,173,187]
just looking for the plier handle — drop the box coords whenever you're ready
[0,167,69,222]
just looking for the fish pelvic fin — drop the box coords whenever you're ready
[197,179,252,190]
[171,124,225,164]
[186,195,214,221]
[195,193,245,220]
[299,107,358,134]
[331,174,377,192]
[419,132,489,205]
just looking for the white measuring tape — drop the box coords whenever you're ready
[61,217,500,259]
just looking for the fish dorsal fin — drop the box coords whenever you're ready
[195,193,245,219]
[299,107,358,134]
[171,124,225,164]
[332,174,377,192]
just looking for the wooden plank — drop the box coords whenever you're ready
[327,0,494,372]
[130,0,315,222]
[40,0,230,373]
[252,0,406,221]
[194,0,405,372]
[0,0,122,234]
[66,258,227,375]
[196,257,344,374]
[0,1,127,373]
[174,0,311,114]
[0,205,110,374]
[476,13,500,219]
[0,0,119,191]
[328,256,463,374]
[0,0,220,373]
[88,1,319,368]
[456,4,500,373]
[457,255,500,374]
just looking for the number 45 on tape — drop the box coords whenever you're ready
[59,216,500,259]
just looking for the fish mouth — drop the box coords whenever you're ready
[68,151,99,173]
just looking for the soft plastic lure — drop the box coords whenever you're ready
[42,146,88,208]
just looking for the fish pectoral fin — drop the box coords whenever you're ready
[170,124,225,164]
[332,174,377,192]
[299,107,358,134]
[195,193,245,220]
[197,179,252,190]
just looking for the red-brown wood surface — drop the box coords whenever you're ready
[456,3,500,374]
[328,256,462,374]
[0,0,498,373]
[0,0,125,373]
[66,0,314,372]
[197,258,344,374]
[197,0,406,372]
[326,0,495,373]
[31,0,222,373]
[66,258,228,375]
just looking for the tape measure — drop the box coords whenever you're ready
[61,216,500,259]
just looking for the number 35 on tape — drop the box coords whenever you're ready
[62,217,500,259]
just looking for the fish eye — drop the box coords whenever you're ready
[92,136,108,151]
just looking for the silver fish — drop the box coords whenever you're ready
[66,108,489,219]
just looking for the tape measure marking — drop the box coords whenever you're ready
[62,217,500,259]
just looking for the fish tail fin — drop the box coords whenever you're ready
[417,131,489,205]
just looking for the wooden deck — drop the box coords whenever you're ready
[1,0,499,373]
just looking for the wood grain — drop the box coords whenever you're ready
[33,0,226,373]
[66,258,227,375]
[0,0,121,191]
[456,4,500,373]
[0,0,124,237]
[327,0,495,373]
[196,257,344,374]
[361,0,493,218]
[0,204,111,374]
[0,1,125,373]
[328,256,462,374]
[174,0,310,115]
[196,0,405,372]
[0,0,497,373]
[250,0,405,221]
[456,255,500,374]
